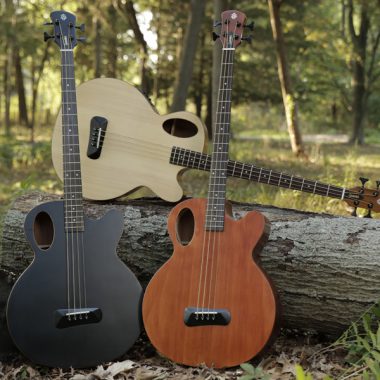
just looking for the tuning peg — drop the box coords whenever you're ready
[77,37,86,43]
[212,32,220,41]
[364,209,372,218]
[359,177,369,188]
[376,180,380,190]
[351,207,357,217]
[242,35,253,43]
[43,22,53,26]
[43,32,54,42]
[75,23,85,32]
[213,20,222,27]
[244,21,254,31]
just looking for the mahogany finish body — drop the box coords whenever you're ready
[142,198,277,368]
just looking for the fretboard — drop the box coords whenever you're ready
[60,49,84,232]
[205,48,235,231]
[170,146,358,202]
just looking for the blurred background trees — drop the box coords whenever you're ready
[0,0,379,146]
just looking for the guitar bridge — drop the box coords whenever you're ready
[55,308,102,328]
[184,307,231,327]
[87,116,108,159]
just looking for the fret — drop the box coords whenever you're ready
[313,181,318,194]
[326,184,330,196]
[267,170,272,184]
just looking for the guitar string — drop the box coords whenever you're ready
[68,25,85,313]
[201,33,230,317]
[210,23,238,316]
[82,131,366,202]
[201,20,235,317]
[195,32,228,318]
[68,25,87,313]
[205,45,232,317]
[209,45,236,317]
[171,148,375,206]
[73,119,374,206]
[58,21,74,315]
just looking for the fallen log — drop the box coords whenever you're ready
[1,192,379,347]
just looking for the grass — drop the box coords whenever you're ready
[1,126,380,222]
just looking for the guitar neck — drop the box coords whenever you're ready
[170,147,353,201]
[205,48,235,231]
[60,49,84,231]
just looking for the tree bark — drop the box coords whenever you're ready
[14,47,29,127]
[170,0,206,112]
[30,44,49,142]
[94,16,102,78]
[268,0,304,156]
[1,192,379,342]
[347,0,369,145]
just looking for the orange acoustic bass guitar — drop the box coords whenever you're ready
[143,10,278,368]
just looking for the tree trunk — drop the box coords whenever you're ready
[347,0,369,145]
[212,0,227,138]
[268,0,304,156]
[4,43,12,136]
[1,192,379,343]
[30,43,49,142]
[94,16,102,78]
[14,47,29,127]
[170,0,206,112]
[106,4,118,78]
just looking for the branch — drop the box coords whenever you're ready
[116,0,148,55]
[347,0,358,46]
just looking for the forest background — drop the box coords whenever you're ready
[0,0,380,218]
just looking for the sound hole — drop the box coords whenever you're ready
[163,118,198,138]
[34,212,54,250]
[176,208,195,246]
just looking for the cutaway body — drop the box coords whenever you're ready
[7,201,143,368]
[51,78,207,201]
[142,198,278,368]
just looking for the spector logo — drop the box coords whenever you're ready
[61,14,67,20]
[231,13,237,19]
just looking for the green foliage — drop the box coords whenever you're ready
[334,302,380,379]
[239,363,270,380]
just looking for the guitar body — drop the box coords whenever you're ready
[142,198,278,368]
[51,78,207,201]
[7,201,143,368]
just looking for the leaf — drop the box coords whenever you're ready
[240,363,255,375]
[239,375,254,380]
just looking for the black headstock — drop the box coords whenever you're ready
[44,10,85,49]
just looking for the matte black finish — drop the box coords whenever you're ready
[7,201,143,369]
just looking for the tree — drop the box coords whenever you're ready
[170,0,206,112]
[268,0,304,156]
[346,0,380,144]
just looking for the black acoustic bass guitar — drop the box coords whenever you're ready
[6,11,142,369]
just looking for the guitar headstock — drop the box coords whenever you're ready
[346,178,380,217]
[213,10,252,48]
[44,10,85,49]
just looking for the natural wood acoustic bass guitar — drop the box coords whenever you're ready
[51,83,380,216]
[142,11,278,368]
